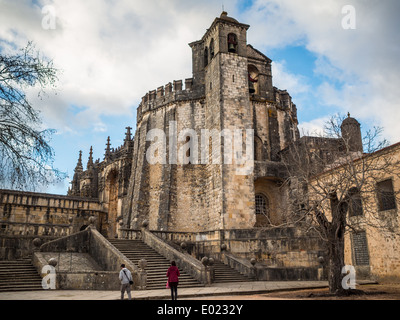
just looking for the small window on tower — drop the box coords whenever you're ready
[204,47,208,67]
[186,136,191,159]
[227,33,238,53]
[210,39,214,59]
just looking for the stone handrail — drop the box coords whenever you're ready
[141,228,209,284]
[89,228,139,274]
[222,251,256,279]
[38,227,144,289]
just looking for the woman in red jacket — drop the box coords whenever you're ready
[166,261,180,300]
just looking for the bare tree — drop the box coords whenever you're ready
[278,114,400,294]
[0,42,65,190]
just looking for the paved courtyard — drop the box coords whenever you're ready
[0,280,373,300]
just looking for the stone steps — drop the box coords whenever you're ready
[108,239,203,290]
[212,261,252,283]
[0,260,43,292]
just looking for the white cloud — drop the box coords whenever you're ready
[4,1,398,143]
[241,0,400,143]
[0,0,222,134]
[271,60,310,95]
[298,116,331,138]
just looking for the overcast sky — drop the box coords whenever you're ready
[1,0,399,194]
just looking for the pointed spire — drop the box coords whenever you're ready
[105,136,111,160]
[87,146,94,169]
[75,150,83,172]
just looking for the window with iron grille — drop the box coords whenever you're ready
[377,179,396,211]
[352,231,370,266]
[255,194,269,216]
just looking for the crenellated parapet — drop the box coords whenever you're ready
[136,78,205,124]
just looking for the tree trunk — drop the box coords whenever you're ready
[328,236,345,294]
[327,194,348,294]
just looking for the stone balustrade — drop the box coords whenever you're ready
[0,221,71,237]
[151,230,196,243]
[119,228,142,240]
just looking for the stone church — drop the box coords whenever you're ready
[1,12,399,288]
[68,11,304,238]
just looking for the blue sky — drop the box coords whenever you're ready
[1,0,399,194]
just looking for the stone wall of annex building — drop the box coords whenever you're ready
[0,190,103,232]
[343,144,400,281]
[0,189,104,260]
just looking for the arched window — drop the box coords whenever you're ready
[248,65,259,94]
[227,33,238,53]
[204,47,208,67]
[210,39,215,59]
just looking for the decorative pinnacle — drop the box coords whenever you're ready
[124,126,132,145]
[75,150,83,172]
[87,146,94,168]
[105,136,111,159]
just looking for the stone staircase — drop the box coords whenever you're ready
[0,260,43,292]
[213,260,252,283]
[108,239,204,290]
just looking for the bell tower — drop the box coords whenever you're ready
[201,12,256,229]
[201,11,251,130]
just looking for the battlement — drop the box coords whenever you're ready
[136,78,205,124]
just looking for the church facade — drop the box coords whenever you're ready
[2,12,397,283]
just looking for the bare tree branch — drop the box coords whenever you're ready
[0,42,66,190]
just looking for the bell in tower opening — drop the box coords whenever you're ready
[228,33,238,53]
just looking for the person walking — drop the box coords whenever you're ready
[166,261,180,300]
[119,264,133,300]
